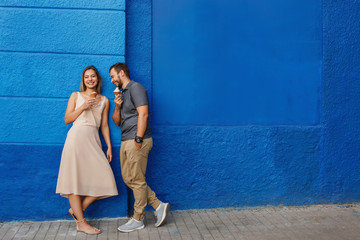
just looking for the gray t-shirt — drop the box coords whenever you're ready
[120,80,151,141]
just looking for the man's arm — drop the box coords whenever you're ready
[134,105,149,150]
[112,95,122,126]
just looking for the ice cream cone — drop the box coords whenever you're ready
[113,87,121,96]
[90,92,97,99]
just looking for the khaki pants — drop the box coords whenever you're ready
[120,137,160,221]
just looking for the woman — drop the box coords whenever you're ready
[56,66,118,235]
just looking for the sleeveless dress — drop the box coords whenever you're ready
[56,92,118,199]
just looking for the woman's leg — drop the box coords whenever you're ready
[68,194,101,234]
[82,196,98,211]
[68,194,84,220]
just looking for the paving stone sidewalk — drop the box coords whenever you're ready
[1,204,360,240]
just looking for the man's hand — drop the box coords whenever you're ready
[112,96,122,126]
[134,140,142,150]
[114,95,123,107]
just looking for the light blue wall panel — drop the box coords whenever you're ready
[0,144,127,221]
[0,53,125,98]
[0,7,125,55]
[0,0,125,10]
[0,98,68,144]
[0,0,126,221]
[0,53,124,145]
[0,97,123,145]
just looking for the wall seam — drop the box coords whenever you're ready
[0,6,125,12]
[0,50,124,57]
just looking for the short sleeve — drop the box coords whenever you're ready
[131,83,149,108]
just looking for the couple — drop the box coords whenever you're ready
[55,63,169,234]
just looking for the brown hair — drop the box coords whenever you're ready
[80,66,102,93]
[109,62,130,78]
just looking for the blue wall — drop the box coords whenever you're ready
[321,0,360,202]
[150,0,323,211]
[152,0,321,126]
[1,0,360,221]
[0,0,128,221]
[149,0,360,211]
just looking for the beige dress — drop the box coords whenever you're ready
[56,92,118,199]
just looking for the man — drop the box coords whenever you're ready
[109,63,170,232]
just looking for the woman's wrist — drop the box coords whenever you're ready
[80,104,86,111]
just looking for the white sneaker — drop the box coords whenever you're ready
[155,202,170,227]
[117,218,144,232]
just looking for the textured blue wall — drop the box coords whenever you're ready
[150,0,323,211]
[1,0,360,222]
[124,0,153,214]
[321,0,360,202]
[152,0,321,125]
[0,0,128,221]
[148,0,360,211]
[149,126,322,210]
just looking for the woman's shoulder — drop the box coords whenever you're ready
[69,92,79,100]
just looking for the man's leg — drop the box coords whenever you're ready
[127,138,160,221]
[118,140,146,232]
[119,138,167,232]
[147,186,160,210]
[128,138,169,228]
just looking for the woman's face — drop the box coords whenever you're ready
[83,69,98,90]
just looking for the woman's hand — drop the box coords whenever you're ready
[107,148,112,162]
[82,98,96,110]
[114,95,123,108]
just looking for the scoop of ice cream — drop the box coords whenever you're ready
[90,92,97,98]
[113,87,121,96]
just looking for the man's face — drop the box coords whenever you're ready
[110,68,122,87]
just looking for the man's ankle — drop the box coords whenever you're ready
[133,216,143,222]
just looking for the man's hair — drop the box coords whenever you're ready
[109,63,130,78]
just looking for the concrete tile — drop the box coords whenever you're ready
[2,222,22,240]
[2,204,360,240]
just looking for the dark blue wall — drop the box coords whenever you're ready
[148,0,360,211]
[150,0,323,211]
[321,0,360,202]
[149,126,322,210]
[152,0,321,126]
[124,0,153,214]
